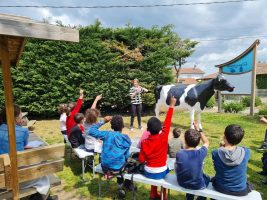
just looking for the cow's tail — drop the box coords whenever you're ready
[154,85,163,104]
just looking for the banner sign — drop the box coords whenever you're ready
[221,49,253,74]
[215,39,260,116]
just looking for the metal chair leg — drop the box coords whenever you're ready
[93,157,95,178]
[98,174,101,198]
[82,158,85,180]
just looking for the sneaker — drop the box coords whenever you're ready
[123,181,137,191]
[258,144,267,151]
[129,126,134,131]
[117,188,126,199]
[47,195,58,200]
[138,126,143,130]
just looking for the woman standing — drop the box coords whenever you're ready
[129,79,148,131]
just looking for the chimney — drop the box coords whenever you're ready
[194,64,197,69]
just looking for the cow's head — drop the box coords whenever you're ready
[213,75,235,92]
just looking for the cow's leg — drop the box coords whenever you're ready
[197,112,203,131]
[155,102,160,117]
[190,110,195,129]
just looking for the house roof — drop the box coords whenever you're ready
[179,78,198,85]
[172,67,205,75]
[0,13,79,66]
[257,62,267,75]
[198,72,219,80]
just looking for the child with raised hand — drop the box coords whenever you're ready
[212,124,251,196]
[175,122,210,200]
[139,96,176,200]
[66,89,84,136]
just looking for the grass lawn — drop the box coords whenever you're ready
[33,112,267,199]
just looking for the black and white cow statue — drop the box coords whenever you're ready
[155,75,234,130]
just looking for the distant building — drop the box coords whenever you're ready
[172,66,205,85]
[256,62,267,89]
[197,72,219,81]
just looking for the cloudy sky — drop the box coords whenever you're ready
[1,0,266,75]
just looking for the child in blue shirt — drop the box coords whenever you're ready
[175,122,210,200]
[212,124,251,196]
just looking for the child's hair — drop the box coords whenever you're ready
[85,108,100,124]
[147,117,162,135]
[173,128,181,138]
[58,104,68,114]
[184,129,200,148]
[74,113,84,124]
[224,124,244,145]
[1,105,21,124]
[111,115,124,131]
[66,102,76,116]
[132,78,139,84]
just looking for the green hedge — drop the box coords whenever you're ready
[223,101,245,113]
[241,96,263,107]
[0,22,197,117]
[257,75,267,89]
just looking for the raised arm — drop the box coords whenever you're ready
[91,94,102,109]
[193,121,209,148]
[72,89,84,114]
[161,96,176,140]
[86,116,112,140]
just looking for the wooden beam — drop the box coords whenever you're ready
[17,144,65,167]
[0,17,79,42]
[250,44,258,116]
[18,159,64,183]
[15,38,26,66]
[0,36,19,199]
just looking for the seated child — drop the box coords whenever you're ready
[212,124,251,196]
[175,123,210,200]
[66,89,84,136]
[137,130,150,148]
[58,104,68,136]
[69,113,85,148]
[88,115,133,197]
[84,108,111,152]
[139,96,176,200]
[168,127,184,158]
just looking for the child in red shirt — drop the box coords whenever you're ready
[139,96,176,200]
[66,89,84,136]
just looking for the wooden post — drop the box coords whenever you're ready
[250,41,258,116]
[0,36,20,199]
[218,68,222,113]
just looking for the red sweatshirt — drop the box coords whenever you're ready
[139,107,174,168]
[66,98,83,136]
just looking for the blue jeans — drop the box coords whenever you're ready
[186,174,210,200]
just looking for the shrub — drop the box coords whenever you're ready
[259,108,267,117]
[241,96,263,107]
[223,101,245,113]
[206,96,215,108]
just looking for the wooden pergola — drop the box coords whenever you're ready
[0,13,79,199]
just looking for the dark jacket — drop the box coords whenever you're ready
[69,125,85,148]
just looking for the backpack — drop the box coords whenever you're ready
[124,152,144,174]
[262,152,267,175]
